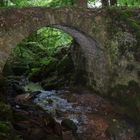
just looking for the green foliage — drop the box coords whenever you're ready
[1,0,140,7]
[46,0,75,7]
[0,121,11,133]
[10,27,73,76]
[37,27,72,55]
[2,0,75,7]
[11,0,51,7]
[0,0,10,7]
[0,121,21,140]
[13,27,72,58]
[118,0,140,7]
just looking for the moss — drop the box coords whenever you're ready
[128,80,139,91]
[108,7,140,36]
[109,80,140,123]
[0,121,12,134]
[0,101,13,121]
[106,9,139,66]
[127,19,139,31]
[137,71,140,78]
[41,75,65,90]
[106,118,134,139]
[106,8,140,99]
[28,57,58,82]
[0,121,21,140]
[119,12,130,21]
[110,81,139,101]
[126,64,135,71]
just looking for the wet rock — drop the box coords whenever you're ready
[32,91,42,96]
[25,127,47,140]
[53,122,63,136]
[15,93,32,103]
[61,119,77,134]
[12,99,63,140]
[62,131,76,140]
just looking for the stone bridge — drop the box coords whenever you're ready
[0,7,139,92]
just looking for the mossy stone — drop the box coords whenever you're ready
[0,121,21,140]
[61,119,77,134]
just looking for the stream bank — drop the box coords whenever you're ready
[0,72,140,140]
[1,75,140,140]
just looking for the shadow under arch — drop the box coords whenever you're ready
[52,25,109,92]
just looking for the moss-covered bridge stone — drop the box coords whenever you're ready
[0,7,140,93]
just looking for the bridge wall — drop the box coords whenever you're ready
[0,7,139,93]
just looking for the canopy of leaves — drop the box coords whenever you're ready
[12,27,73,68]
[1,0,75,7]
[118,0,140,6]
[1,0,140,7]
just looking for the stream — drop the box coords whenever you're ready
[31,86,137,140]
[9,80,139,140]
[34,90,91,134]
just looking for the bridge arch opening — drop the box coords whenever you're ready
[3,26,88,88]
[2,24,108,92]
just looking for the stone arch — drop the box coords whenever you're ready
[0,8,110,92]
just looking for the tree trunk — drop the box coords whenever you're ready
[75,0,87,8]
[0,0,5,7]
[101,0,109,7]
[0,0,8,7]
[110,0,117,5]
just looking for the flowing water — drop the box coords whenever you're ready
[33,89,136,140]
[34,90,88,133]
